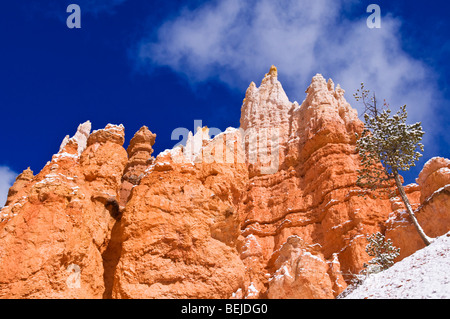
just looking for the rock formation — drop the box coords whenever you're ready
[4,167,34,207]
[119,126,156,209]
[0,122,127,298]
[113,128,248,298]
[386,157,450,259]
[236,69,398,298]
[0,67,449,299]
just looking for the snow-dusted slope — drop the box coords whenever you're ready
[343,232,450,299]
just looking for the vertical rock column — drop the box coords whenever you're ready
[239,65,294,175]
[119,126,156,209]
[237,71,393,298]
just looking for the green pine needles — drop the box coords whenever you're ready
[363,232,400,274]
[356,105,424,185]
[354,83,433,246]
[354,84,425,192]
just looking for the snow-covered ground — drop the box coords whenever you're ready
[343,232,450,299]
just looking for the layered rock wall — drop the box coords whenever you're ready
[1,67,449,299]
[0,123,127,298]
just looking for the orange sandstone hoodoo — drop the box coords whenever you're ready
[1,66,449,299]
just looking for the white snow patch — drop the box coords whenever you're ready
[426,184,450,201]
[324,199,339,209]
[225,127,239,133]
[241,234,262,256]
[157,146,184,159]
[246,282,259,298]
[53,152,79,161]
[330,253,340,264]
[70,186,80,195]
[337,234,365,254]
[343,232,450,299]
[331,220,351,230]
[210,126,240,140]
[92,123,124,134]
[58,121,91,156]
[231,288,242,298]
[302,251,325,263]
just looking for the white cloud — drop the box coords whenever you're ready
[138,0,444,154]
[0,166,17,207]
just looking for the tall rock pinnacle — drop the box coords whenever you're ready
[123,126,156,184]
[240,65,292,133]
[0,67,449,300]
[59,120,92,156]
[119,126,156,209]
[239,65,295,174]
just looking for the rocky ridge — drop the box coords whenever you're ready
[1,66,449,299]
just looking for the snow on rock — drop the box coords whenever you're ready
[185,126,211,162]
[416,156,450,202]
[87,123,125,146]
[266,235,336,299]
[246,282,259,299]
[52,152,79,161]
[240,234,263,259]
[343,232,450,299]
[91,123,124,135]
[231,288,243,299]
[59,121,92,156]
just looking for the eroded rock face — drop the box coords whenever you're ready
[240,66,292,145]
[386,157,450,260]
[417,157,450,202]
[236,71,394,298]
[4,167,34,207]
[59,121,92,156]
[0,67,449,299]
[266,236,336,299]
[0,123,127,298]
[240,66,294,175]
[112,129,248,299]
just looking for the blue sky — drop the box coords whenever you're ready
[1,0,449,205]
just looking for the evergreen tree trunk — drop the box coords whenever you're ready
[392,170,432,246]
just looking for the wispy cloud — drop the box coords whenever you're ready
[0,166,17,207]
[137,0,446,157]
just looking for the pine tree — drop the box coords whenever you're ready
[363,232,400,274]
[354,84,433,246]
